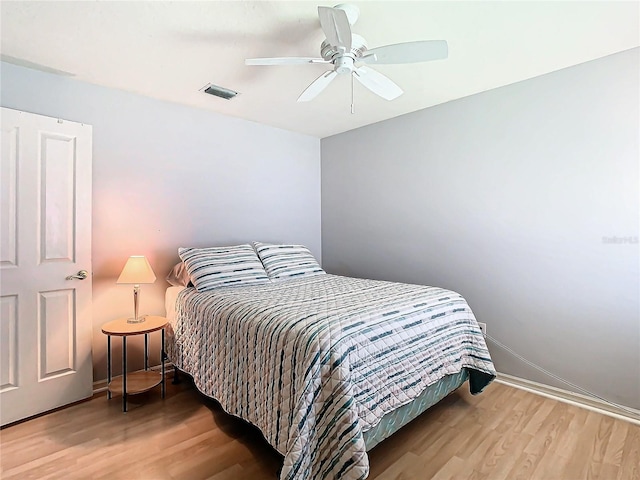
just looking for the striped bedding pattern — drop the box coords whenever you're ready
[178,244,269,291]
[167,274,495,480]
[253,242,325,280]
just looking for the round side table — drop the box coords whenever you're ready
[101,315,168,412]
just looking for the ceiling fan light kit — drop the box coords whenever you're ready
[244,4,448,106]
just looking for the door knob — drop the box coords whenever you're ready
[66,270,89,280]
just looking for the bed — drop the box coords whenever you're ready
[164,243,496,480]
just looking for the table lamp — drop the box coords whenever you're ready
[117,255,157,323]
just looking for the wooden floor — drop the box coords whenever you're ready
[1,378,638,480]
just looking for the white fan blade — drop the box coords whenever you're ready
[297,70,338,102]
[353,66,403,101]
[362,40,448,65]
[318,6,352,52]
[246,57,327,66]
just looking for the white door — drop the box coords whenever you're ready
[1,107,93,426]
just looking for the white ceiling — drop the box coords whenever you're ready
[1,1,638,138]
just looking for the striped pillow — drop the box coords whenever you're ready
[178,244,269,292]
[253,242,325,281]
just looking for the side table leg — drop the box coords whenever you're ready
[122,336,127,413]
[161,328,166,398]
[107,335,112,400]
[144,333,149,371]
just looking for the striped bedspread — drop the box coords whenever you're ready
[167,274,495,480]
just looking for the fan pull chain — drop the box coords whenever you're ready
[350,73,355,114]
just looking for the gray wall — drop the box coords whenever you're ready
[1,62,321,381]
[321,48,639,410]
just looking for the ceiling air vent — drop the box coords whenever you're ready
[201,83,238,100]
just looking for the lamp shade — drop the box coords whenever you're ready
[116,256,157,284]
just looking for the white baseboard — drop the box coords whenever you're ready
[93,363,175,395]
[495,372,640,426]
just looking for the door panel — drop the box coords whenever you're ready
[0,295,18,391]
[0,107,92,426]
[40,132,77,262]
[39,289,75,379]
[0,126,18,267]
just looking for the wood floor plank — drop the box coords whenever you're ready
[430,455,466,480]
[617,424,640,480]
[603,418,629,467]
[457,428,502,479]
[469,420,529,478]
[523,402,573,477]
[521,397,558,436]
[1,379,638,480]
[476,431,534,480]
[560,411,604,479]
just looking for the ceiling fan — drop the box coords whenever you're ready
[245,4,448,104]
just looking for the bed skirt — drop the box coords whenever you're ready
[363,369,469,450]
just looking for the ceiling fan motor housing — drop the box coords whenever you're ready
[321,34,368,63]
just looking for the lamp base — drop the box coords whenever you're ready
[126,314,148,324]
